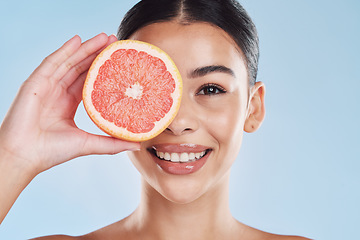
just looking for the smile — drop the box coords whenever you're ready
[148,144,212,175]
[155,150,208,163]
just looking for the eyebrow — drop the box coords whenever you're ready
[188,65,236,78]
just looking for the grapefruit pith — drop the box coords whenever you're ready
[83,40,182,141]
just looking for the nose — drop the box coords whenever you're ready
[166,94,199,135]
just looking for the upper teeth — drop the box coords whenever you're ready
[156,151,207,163]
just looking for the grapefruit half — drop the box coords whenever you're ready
[83,40,182,141]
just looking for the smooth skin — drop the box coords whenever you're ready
[0,23,310,240]
[0,33,140,224]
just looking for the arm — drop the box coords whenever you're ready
[0,33,140,224]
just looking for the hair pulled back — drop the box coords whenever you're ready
[117,0,259,85]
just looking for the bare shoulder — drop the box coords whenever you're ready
[240,223,311,240]
[30,235,90,240]
[259,231,312,240]
[29,219,129,240]
[275,236,312,240]
[30,235,76,240]
[29,233,311,240]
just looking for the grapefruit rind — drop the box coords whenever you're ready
[83,40,182,142]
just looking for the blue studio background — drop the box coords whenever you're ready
[0,1,359,239]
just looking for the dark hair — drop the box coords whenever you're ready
[117,0,259,85]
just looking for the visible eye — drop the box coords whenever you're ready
[196,83,227,96]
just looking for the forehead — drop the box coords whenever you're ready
[129,22,247,81]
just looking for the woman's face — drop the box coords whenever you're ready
[127,21,254,203]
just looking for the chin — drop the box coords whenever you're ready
[153,176,210,205]
[127,144,216,205]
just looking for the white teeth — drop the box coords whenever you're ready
[155,150,207,162]
[171,153,180,162]
[164,152,171,161]
[180,152,189,162]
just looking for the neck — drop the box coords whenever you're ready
[127,173,241,240]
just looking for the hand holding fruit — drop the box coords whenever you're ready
[0,33,140,176]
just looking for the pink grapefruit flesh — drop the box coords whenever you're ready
[83,40,182,141]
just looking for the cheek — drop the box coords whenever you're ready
[199,96,246,146]
[198,95,248,179]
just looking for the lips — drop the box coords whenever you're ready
[148,144,212,175]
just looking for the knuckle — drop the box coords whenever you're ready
[65,62,74,71]
[43,55,60,70]
[73,63,85,75]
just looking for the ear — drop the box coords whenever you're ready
[244,81,266,133]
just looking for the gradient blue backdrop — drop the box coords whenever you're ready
[1,1,359,239]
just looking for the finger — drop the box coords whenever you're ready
[32,35,82,80]
[52,33,109,85]
[63,52,97,95]
[67,71,87,105]
[108,34,118,43]
[62,34,118,90]
[65,34,120,104]
[78,133,140,156]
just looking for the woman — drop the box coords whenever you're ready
[0,0,310,239]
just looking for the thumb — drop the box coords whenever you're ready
[79,133,141,156]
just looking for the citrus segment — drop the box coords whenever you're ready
[83,40,182,141]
